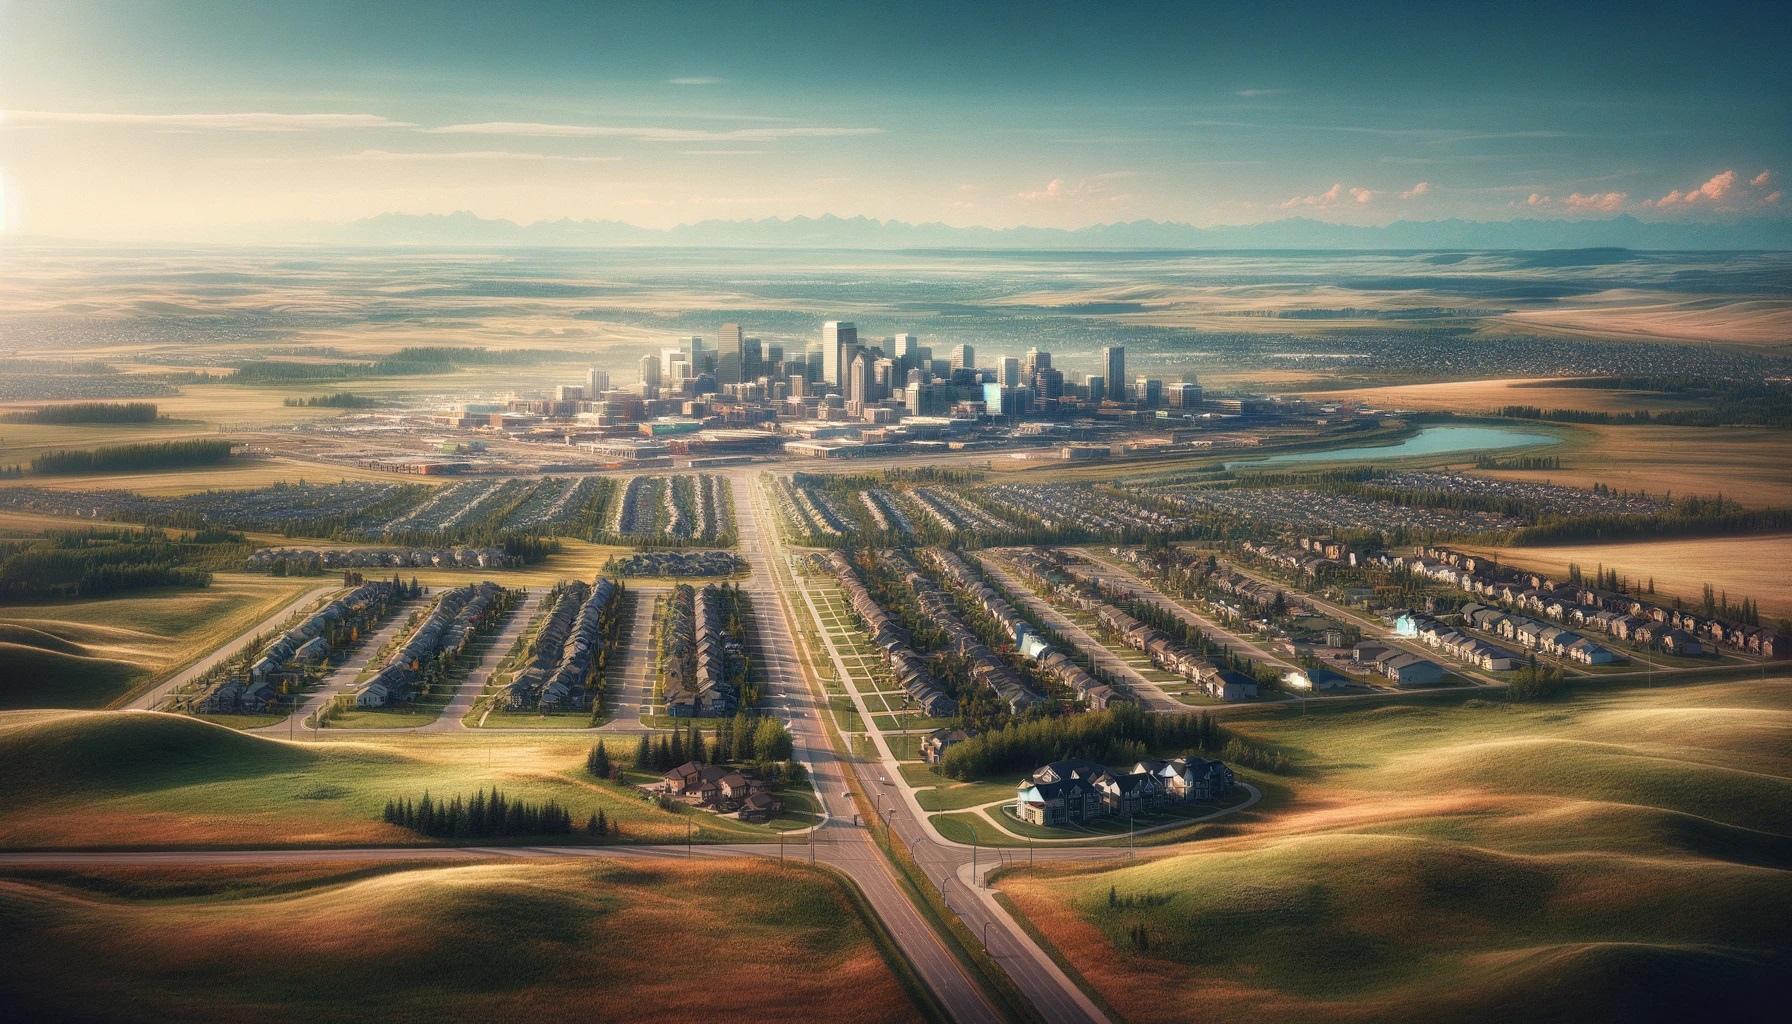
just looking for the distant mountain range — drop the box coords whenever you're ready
[332,211,1792,250]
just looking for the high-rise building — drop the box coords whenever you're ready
[1025,348,1051,376]
[822,321,859,385]
[892,334,919,373]
[848,350,876,406]
[639,353,662,387]
[949,343,975,370]
[998,356,1021,387]
[586,368,610,395]
[1087,374,1106,405]
[1136,375,1162,408]
[742,336,763,381]
[1033,367,1065,402]
[716,323,744,385]
[805,345,824,382]
[1103,346,1126,401]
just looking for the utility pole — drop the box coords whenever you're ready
[972,833,978,886]
[1130,814,1135,857]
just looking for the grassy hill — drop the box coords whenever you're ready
[1002,679,1792,1024]
[0,641,151,710]
[0,859,925,1024]
[0,711,803,849]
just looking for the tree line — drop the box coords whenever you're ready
[382,787,574,837]
[937,705,1284,780]
[30,439,233,475]
[1,402,160,424]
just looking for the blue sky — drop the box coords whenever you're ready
[2,0,1787,238]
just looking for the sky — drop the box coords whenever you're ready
[1,0,1788,239]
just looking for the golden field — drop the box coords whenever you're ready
[0,858,923,1024]
[1001,678,1792,1024]
[1302,377,1713,415]
[1466,534,1792,621]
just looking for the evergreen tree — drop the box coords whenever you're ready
[634,734,651,772]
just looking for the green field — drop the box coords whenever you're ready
[1001,679,1792,1024]
[0,858,925,1024]
[0,710,811,848]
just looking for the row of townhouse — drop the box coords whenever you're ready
[355,582,505,707]
[821,552,955,718]
[1449,604,1625,664]
[1015,755,1236,827]
[199,580,399,713]
[1349,641,1447,686]
[1241,539,1348,578]
[663,583,742,717]
[506,578,620,712]
[990,548,1124,709]
[245,546,512,572]
[901,550,1042,712]
[1394,611,1522,671]
[1083,595,1260,702]
[1411,546,1784,658]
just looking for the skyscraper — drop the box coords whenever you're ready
[1103,346,1126,402]
[848,350,876,406]
[587,368,610,395]
[892,333,919,373]
[716,323,744,385]
[998,356,1021,387]
[1025,347,1051,376]
[1087,374,1106,405]
[949,343,975,369]
[822,321,859,386]
[638,353,661,387]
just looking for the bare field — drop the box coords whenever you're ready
[0,858,923,1024]
[1496,295,1792,348]
[0,456,434,495]
[1464,534,1792,620]
[1303,377,1713,415]
[1486,423,1792,507]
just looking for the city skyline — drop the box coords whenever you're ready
[2,0,1787,240]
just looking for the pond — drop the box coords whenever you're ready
[1225,425,1560,469]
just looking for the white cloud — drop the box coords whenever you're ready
[1650,169,1738,207]
[1017,175,1132,204]
[0,109,413,131]
[1563,191,1627,211]
[1764,191,1782,205]
[668,77,721,86]
[1752,170,1773,187]
[1281,183,1344,208]
[1401,181,1431,199]
[1349,187,1375,204]
[344,149,620,162]
[428,121,879,142]
[1525,193,1551,206]
[1232,88,1291,97]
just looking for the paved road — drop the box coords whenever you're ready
[975,550,1184,713]
[420,591,533,731]
[1071,551,1295,672]
[726,470,1013,1024]
[597,586,661,732]
[253,597,427,735]
[129,584,340,711]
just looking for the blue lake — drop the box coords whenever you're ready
[1226,425,1561,469]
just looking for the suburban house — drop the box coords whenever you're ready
[1015,755,1234,827]
[922,727,977,765]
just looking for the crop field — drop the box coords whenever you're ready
[0,711,801,848]
[1477,423,1792,508]
[1304,377,1720,416]
[1001,678,1792,1024]
[0,574,323,709]
[1466,533,1792,620]
[0,858,924,1024]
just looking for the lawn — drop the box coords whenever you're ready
[0,858,927,1024]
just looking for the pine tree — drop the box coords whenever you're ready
[589,740,611,778]
[634,734,651,772]
[690,725,706,765]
